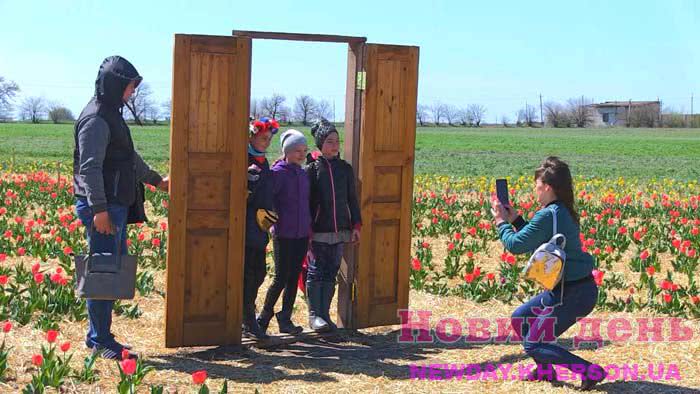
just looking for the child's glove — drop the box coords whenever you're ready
[247,164,261,182]
[256,209,278,231]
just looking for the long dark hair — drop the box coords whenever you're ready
[535,156,579,225]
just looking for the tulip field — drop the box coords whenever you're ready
[0,124,699,392]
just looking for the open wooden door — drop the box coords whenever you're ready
[165,34,251,347]
[340,43,419,329]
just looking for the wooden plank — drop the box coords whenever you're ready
[224,36,251,345]
[232,30,366,44]
[166,34,250,348]
[187,211,230,230]
[338,41,365,329]
[351,43,419,329]
[165,34,191,348]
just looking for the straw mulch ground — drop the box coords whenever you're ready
[1,255,699,393]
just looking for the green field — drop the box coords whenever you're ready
[1,123,699,180]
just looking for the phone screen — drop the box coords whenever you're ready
[496,179,510,207]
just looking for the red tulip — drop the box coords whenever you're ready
[0,275,7,286]
[192,370,208,385]
[447,242,455,251]
[151,238,161,247]
[464,273,475,283]
[122,349,130,361]
[0,253,6,262]
[592,269,604,286]
[646,266,655,276]
[663,293,673,304]
[32,354,43,367]
[60,342,71,352]
[31,263,40,274]
[454,232,462,240]
[421,242,430,249]
[691,296,700,305]
[33,273,45,284]
[120,358,136,375]
[640,250,650,260]
[486,273,495,281]
[410,258,421,271]
[63,246,73,255]
[46,330,58,343]
[2,321,12,333]
[18,247,26,256]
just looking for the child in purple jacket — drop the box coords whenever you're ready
[256,129,311,335]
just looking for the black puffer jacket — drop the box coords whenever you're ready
[306,155,361,233]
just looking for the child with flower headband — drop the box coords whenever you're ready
[242,117,279,339]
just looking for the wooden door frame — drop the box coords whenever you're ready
[231,30,367,329]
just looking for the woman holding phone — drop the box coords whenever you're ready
[490,157,605,390]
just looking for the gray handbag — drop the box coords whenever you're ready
[74,226,137,300]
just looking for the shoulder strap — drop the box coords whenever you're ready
[550,205,558,235]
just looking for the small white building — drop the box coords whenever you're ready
[590,101,661,127]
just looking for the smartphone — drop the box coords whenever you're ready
[496,178,510,207]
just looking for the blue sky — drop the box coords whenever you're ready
[1,0,698,123]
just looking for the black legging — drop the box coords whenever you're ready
[261,236,308,317]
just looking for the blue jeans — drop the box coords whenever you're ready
[511,276,598,373]
[308,241,343,283]
[75,198,128,348]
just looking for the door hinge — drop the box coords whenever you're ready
[356,71,366,91]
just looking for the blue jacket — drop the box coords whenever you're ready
[497,201,594,282]
[271,160,311,239]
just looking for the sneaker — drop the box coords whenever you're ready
[91,342,137,361]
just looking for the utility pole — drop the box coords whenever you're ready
[539,94,544,126]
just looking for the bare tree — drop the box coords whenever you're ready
[416,104,430,126]
[456,108,473,126]
[445,105,462,126]
[313,99,333,121]
[567,96,594,128]
[430,102,447,126]
[629,105,660,127]
[0,77,20,121]
[161,99,171,122]
[125,82,154,125]
[544,101,570,127]
[261,93,286,119]
[19,96,47,123]
[501,115,510,127]
[146,105,160,124]
[249,98,259,119]
[47,102,75,123]
[277,105,292,124]
[293,95,317,125]
[468,104,486,127]
[517,104,537,127]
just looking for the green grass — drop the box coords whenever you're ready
[1,123,699,180]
